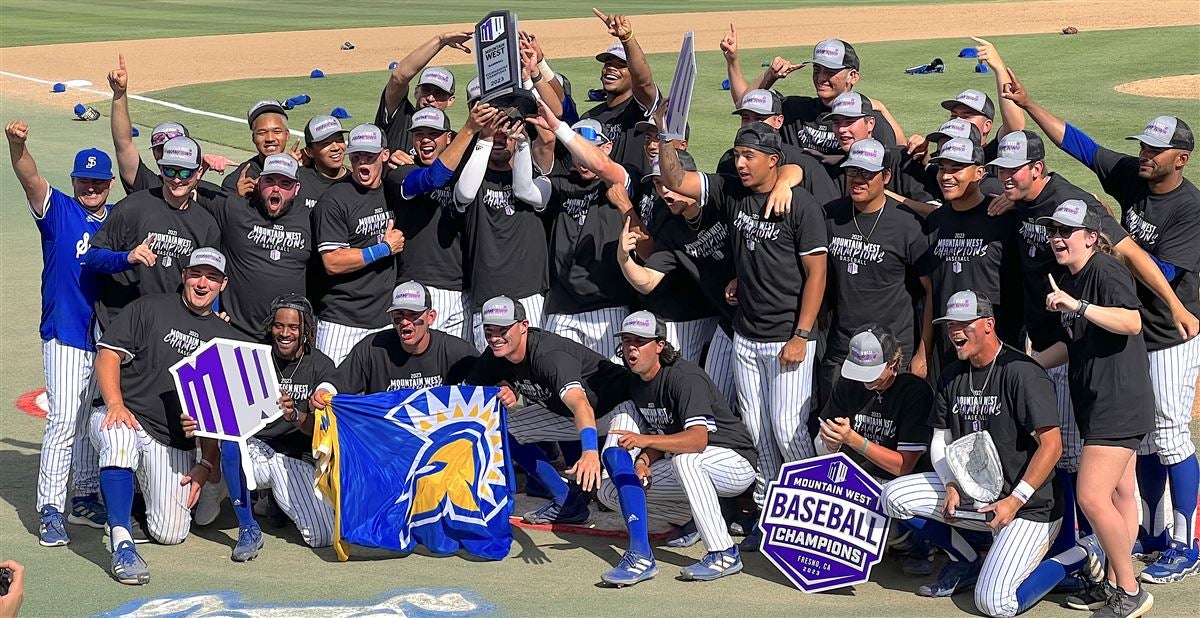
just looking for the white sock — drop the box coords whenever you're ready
[110,525,133,548]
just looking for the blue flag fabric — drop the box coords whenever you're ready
[313,386,513,561]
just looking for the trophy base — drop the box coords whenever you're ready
[952,509,994,523]
[484,88,538,119]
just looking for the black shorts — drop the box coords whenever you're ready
[1083,435,1145,450]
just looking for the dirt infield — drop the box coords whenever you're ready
[1115,74,1200,99]
[2,0,1198,108]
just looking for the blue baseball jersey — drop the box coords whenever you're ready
[33,186,111,350]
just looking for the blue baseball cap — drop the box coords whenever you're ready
[71,148,113,180]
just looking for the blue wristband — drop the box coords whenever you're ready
[361,242,390,265]
[580,427,598,452]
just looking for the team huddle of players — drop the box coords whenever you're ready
[11,11,1198,618]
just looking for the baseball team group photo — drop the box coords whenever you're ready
[0,1,1197,616]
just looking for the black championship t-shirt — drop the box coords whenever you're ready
[1013,173,1130,351]
[820,373,933,481]
[97,293,243,450]
[701,173,828,342]
[933,345,1063,522]
[465,328,630,418]
[222,155,266,192]
[716,143,841,206]
[1056,252,1155,439]
[374,92,417,155]
[544,169,634,314]
[779,94,898,158]
[824,197,928,360]
[199,194,312,336]
[636,182,727,323]
[122,159,222,197]
[313,180,395,329]
[334,328,477,395]
[257,348,337,460]
[388,163,465,290]
[90,187,222,329]
[458,167,549,312]
[629,360,757,467]
[1090,147,1200,351]
[581,93,655,171]
[296,166,349,211]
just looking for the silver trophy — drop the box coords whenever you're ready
[945,430,1004,522]
[474,10,537,120]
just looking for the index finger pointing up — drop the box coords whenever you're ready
[1047,273,1060,292]
[592,7,609,22]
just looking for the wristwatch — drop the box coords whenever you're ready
[793,328,811,340]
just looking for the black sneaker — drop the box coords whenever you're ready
[1067,581,1114,611]
[1090,584,1153,618]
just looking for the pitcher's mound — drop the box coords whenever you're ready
[1114,74,1199,99]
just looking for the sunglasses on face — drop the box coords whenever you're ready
[845,167,881,180]
[1046,224,1084,238]
[161,166,196,180]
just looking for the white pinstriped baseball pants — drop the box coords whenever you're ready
[471,293,545,352]
[597,408,756,553]
[315,320,388,366]
[704,327,737,411]
[1047,364,1081,473]
[733,334,817,506]
[506,399,625,444]
[244,438,333,548]
[882,472,1060,618]
[1139,335,1200,463]
[427,286,469,342]
[89,408,195,545]
[37,339,101,512]
[663,317,719,365]
[544,305,628,357]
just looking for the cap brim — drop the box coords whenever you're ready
[841,358,886,382]
[985,156,1031,168]
[408,122,449,133]
[307,129,347,144]
[249,105,287,125]
[346,145,384,154]
[417,79,453,94]
[840,159,885,172]
[481,318,518,327]
[811,58,847,70]
[159,160,200,170]
[261,170,298,181]
[1125,134,1174,149]
[186,261,226,275]
[933,312,983,324]
[929,154,977,165]
[596,52,627,63]
[389,303,428,313]
[72,170,113,180]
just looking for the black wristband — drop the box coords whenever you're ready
[793,328,811,340]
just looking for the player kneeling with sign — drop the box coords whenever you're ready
[881,291,1064,617]
[92,248,239,585]
[598,311,758,586]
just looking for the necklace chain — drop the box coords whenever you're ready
[278,352,303,381]
[969,347,1002,395]
[852,206,885,243]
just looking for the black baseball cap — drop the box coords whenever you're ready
[247,100,288,128]
[733,122,783,156]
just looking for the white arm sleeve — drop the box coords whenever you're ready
[930,428,956,487]
[454,139,493,207]
[814,435,833,456]
[511,141,550,210]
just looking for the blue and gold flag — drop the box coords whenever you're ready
[313,386,513,561]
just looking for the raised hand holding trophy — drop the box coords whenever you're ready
[474,11,538,121]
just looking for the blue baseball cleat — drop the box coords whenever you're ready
[739,522,763,552]
[680,546,743,581]
[38,506,69,546]
[666,520,700,548]
[917,559,981,597]
[68,494,108,528]
[110,540,150,585]
[601,550,657,587]
[1140,539,1200,584]
[232,525,265,562]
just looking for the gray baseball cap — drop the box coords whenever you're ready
[304,115,347,145]
[934,290,996,324]
[186,247,227,275]
[410,108,451,133]
[842,325,900,382]
[824,92,873,119]
[158,136,202,169]
[389,281,432,312]
[1035,199,1102,231]
[247,99,288,128]
[811,39,860,71]
[926,119,982,144]
[986,130,1046,168]
[930,137,985,166]
[1127,115,1194,151]
[616,310,667,340]
[733,89,782,116]
[150,122,188,148]
[260,154,299,180]
[346,124,386,154]
[417,67,455,94]
[466,77,482,104]
[841,138,889,172]
[941,89,995,120]
[481,295,527,327]
[642,150,698,182]
[572,119,610,145]
[596,42,628,63]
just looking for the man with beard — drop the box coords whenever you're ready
[375,31,472,154]
[295,115,350,210]
[222,100,291,192]
[310,281,477,402]
[83,136,222,331]
[186,294,336,561]
[581,9,660,170]
[7,121,114,546]
[389,105,496,340]
[199,154,312,337]
[312,124,406,365]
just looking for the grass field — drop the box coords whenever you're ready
[117,26,1200,206]
[0,0,990,47]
